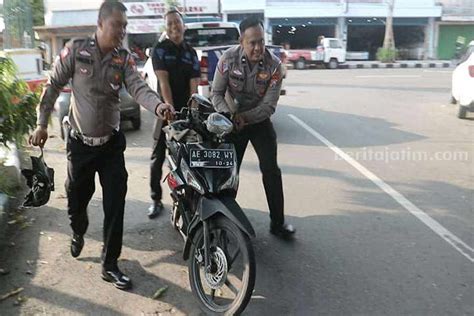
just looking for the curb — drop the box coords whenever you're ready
[339,62,452,69]
[0,193,8,242]
[0,143,22,243]
[286,61,453,70]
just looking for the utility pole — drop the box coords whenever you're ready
[382,0,395,50]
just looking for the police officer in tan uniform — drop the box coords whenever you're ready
[212,17,295,239]
[30,0,174,290]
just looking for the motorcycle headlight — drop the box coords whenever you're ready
[180,158,205,194]
[206,113,233,137]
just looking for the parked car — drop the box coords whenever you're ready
[288,37,346,70]
[54,85,141,140]
[451,40,474,119]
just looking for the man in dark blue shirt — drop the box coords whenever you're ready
[148,9,200,218]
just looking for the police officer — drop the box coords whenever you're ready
[29,0,174,290]
[211,17,295,239]
[148,9,200,219]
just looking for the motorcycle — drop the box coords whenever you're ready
[163,94,256,315]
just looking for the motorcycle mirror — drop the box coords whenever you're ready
[191,93,213,109]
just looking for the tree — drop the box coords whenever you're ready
[29,0,44,26]
[377,0,397,62]
[0,56,39,146]
[382,0,395,50]
[3,0,34,48]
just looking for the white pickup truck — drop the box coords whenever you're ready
[288,37,346,70]
[142,22,287,98]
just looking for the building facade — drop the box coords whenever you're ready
[35,0,220,62]
[222,0,443,60]
[33,0,473,61]
[435,0,474,59]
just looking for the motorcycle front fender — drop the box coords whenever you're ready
[182,195,255,260]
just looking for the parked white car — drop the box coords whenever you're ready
[142,22,240,97]
[451,41,474,119]
[142,22,287,98]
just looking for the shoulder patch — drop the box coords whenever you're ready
[270,70,281,88]
[155,48,165,59]
[128,56,137,71]
[218,61,228,74]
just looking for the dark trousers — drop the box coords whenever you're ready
[150,130,167,202]
[231,119,285,227]
[65,131,128,269]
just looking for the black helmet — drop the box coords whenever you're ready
[21,148,54,207]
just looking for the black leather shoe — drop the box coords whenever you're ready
[270,223,296,240]
[102,268,132,290]
[70,233,84,258]
[148,201,163,219]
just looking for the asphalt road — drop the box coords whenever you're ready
[0,68,472,315]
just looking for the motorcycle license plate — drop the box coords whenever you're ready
[189,149,234,168]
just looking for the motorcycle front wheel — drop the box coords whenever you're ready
[189,215,256,315]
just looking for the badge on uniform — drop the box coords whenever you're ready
[79,50,91,57]
[112,56,124,65]
[257,72,269,80]
[110,83,120,90]
[79,67,90,75]
[233,69,243,76]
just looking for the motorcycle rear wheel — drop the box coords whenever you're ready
[189,215,255,315]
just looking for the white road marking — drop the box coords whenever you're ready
[355,75,422,78]
[423,70,452,73]
[288,114,474,263]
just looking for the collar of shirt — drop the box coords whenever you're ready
[92,33,122,62]
[164,38,187,51]
[239,46,265,74]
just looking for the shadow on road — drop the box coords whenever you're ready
[273,104,426,148]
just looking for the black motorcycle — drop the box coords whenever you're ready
[163,94,256,315]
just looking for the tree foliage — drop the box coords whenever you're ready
[29,0,44,26]
[0,56,39,146]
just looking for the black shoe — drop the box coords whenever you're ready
[148,201,163,219]
[270,223,296,240]
[102,268,132,290]
[70,233,84,258]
